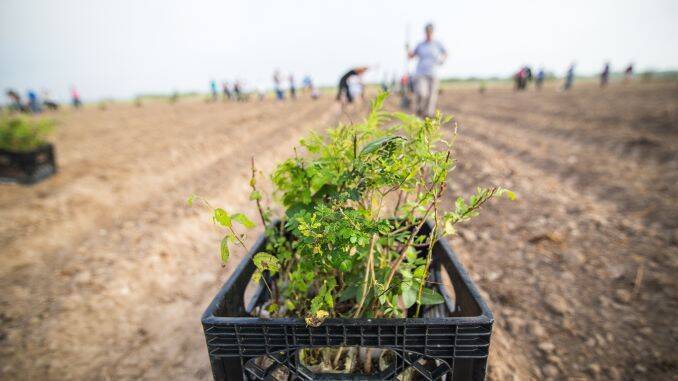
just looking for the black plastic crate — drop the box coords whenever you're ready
[202,221,493,381]
[0,144,57,185]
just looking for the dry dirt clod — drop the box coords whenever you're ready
[542,364,559,378]
[73,271,92,285]
[607,366,623,381]
[587,363,601,376]
[538,342,555,353]
[635,364,647,373]
[614,289,632,303]
[527,322,547,339]
[546,355,562,367]
[545,294,571,315]
[460,229,477,242]
[506,316,525,334]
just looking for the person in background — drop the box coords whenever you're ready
[336,67,368,104]
[524,66,533,86]
[6,89,25,112]
[624,63,634,83]
[233,81,243,101]
[407,23,447,118]
[399,73,412,109]
[514,67,526,90]
[563,63,575,91]
[71,86,82,108]
[210,80,218,102]
[41,89,59,110]
[535,67,545,90]
[515,66,533,91]
[302,75,312,93]
[348,75,364,102]
[273,70,284,101]
[288,74,296,100]
[27,90,42,113]
[600,62,610,87]
[302,75,319,100]
[222,81,233,101]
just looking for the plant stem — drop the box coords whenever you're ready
[250,157,267,226]
[364,348,373,374]
[415,194,440,317]
[228,226,249,252]
[382,203,435,292]
[261,276,273,297]
[333,347,345,369]
[393,190,404,217]
[353,234,377,318]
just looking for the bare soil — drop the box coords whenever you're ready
[0,81,676,380]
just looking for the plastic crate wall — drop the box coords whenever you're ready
[202,221,493,381]
[0,144,56,184]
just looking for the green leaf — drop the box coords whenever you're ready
[338,284,359,302]
[444,220,456,236]
[324,291,334,309]
[187,194,196,206]
[220,235,231,264]
[360,136,405,156]
[285,300,296,311]
[214,208,232,228]
[420,288,445,305]
[252,269,262,283]
[232,213,255,229]
[266,303,279,313]
[249,190,262,201]
[399,268,413,280]
[497,188,517,201]
[402,285,418,309]
[253,252,280,274]
[305,309,329,327]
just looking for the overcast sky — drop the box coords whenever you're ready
[1,0,676,101]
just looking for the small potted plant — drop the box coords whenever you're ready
[195,93,514,381]
[0,113,57,184]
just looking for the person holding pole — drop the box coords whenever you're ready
[406,23,447,118]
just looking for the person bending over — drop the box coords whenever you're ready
[336,67,368,104]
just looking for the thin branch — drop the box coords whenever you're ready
[250,157,267,226]
[228,226,249,252]
[415,188,441,316]
[382,202,435,291]
[353,234,377,318]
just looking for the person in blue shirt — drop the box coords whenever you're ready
[406,23,447,118]
[27,90,42,113]
[288,74,296,100]
[210,80,218,102]
[273,70,285,101]
[535,67,545,90]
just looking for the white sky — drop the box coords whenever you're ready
[1,0,676,101]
